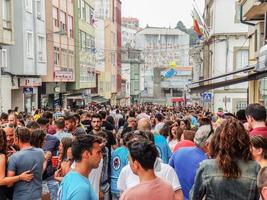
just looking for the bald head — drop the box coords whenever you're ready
[4,127,15,147]
[138,118,151,132]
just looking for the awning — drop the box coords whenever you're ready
[171,97,185,103]
[65,94,83,100]
[189,67,267,93]
[92,96,109,104]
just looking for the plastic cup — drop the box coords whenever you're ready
[51,156,59,168]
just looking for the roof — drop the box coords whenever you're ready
[137,27,188,36]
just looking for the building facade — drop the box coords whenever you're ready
[240,0,267,106]
[135,27,190,103]
[40,0,75,109]
[122,17,139,29]
[121,48,142,105]
[202,0,249,113]
[7,0,47,113]
[0,0,14,112]
[95,0,122,105]
[68,0,96,108]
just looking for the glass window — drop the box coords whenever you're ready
[54,47,60,65]
[68,15,73,38]
[36,0,42,19]
[27,32,33,58]
[25,0,32,13]
[60,11,66,30]
[1,49,7,68]
[53,7,59,27]
[81,0,85,20]
[2,0,11,29]
[62,49,67,67]
[85,4,90,23]
[37,36,45,62]
[236,49,248,70]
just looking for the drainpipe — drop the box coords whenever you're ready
[240,4,255,26]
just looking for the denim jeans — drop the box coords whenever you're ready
[43,179,59,200]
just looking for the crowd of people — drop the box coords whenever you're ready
[0,103,267,200]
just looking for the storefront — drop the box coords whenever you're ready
[12,78,41,113]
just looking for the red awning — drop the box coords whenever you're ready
[171,98,185,103]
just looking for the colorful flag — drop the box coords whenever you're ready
[193,18,203,39]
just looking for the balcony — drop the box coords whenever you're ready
[241,0,267,21]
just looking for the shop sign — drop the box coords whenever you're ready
[23,87,33,95]
[54,71,73,81]
[20,78,42,87]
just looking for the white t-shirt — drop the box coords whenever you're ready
[136,113,150,121]
[88,159,103,197]
[117,158,181,192]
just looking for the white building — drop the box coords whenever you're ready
[135,27,190,100]
[7,0,47,112]
[202,0,249,113]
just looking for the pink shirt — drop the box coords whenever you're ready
[120,177,175,200]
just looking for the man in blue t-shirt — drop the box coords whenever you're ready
[169,124,212,200]
[154,133,172,164]
[58,134,103,200]
[137,118,172,164]
[111,132,134,200]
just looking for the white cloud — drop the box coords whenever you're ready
[121,0,205,29]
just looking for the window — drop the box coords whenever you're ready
[36,0,42,19]
[69,52,74,68]
[90,7,94,24]
[54,47,60,65]
[68,15,73,38]
[81,0,85,20]
[85,33,90,51]
[53,7,59,27]
[2,0,11,29]
[61,49,67,67]
[27,32,33,58]
[60,11,66,30]
[37,36,45,62]
[80,31,86,51]
[236,49,248,70]
[85,4,90,23]
[25,0,32,13]
[0,49,7,68]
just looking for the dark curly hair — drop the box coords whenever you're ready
[217,117,252,178]
[0,129,7,154]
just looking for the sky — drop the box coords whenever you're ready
[121,0,205,29]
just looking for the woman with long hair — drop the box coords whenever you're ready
[250,135,267,168]
[191,117,260,200]
[180,119,191,130]
[0,129,33,199]
[54,137,73,182]
[167,124,183,152]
